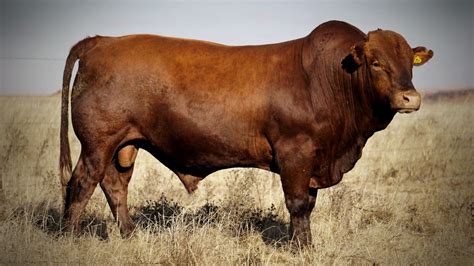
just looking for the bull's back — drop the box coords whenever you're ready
[80,34,298,97]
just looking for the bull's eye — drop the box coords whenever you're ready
[371,60,385,72]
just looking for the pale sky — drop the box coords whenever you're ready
[0,0,473,95]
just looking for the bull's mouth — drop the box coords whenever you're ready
[395,107,418,114]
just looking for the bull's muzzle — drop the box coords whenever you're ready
[391,90,421,113]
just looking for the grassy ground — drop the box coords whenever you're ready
[0,91,473,264]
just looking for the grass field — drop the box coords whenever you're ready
[0,90,473,264]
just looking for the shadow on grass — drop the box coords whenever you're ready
[132,196,289,246]
[13,197,288,246]
[12,202,109,240]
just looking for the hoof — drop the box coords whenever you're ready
[120,223,136,239]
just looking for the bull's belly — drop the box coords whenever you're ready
[142,126,273,177]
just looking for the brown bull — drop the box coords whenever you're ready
[60,20,433,245]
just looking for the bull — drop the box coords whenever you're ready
[60,20,433,246]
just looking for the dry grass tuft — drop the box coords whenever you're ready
[0,91,473,264]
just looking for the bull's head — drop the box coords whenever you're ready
[342,29,433,113]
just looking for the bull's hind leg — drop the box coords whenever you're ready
[100,145,138,237]
[64,150,108,234]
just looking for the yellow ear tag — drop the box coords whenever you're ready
[414,55,423,64]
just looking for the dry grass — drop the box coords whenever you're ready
[0,91,473,264]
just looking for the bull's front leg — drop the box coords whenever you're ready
[281,176,317,247]
[276,138,317,247]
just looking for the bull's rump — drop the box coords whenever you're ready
[71,35,302,172]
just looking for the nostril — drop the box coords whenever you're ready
[402,94,410,103]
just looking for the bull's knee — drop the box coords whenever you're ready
[117,145,138,168]
[285,197,309,216]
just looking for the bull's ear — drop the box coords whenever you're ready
[412,46,433,66]
[342,42,364,73]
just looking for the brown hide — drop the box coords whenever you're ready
[60,20,432,245]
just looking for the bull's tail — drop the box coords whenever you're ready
[60,36,99,202]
